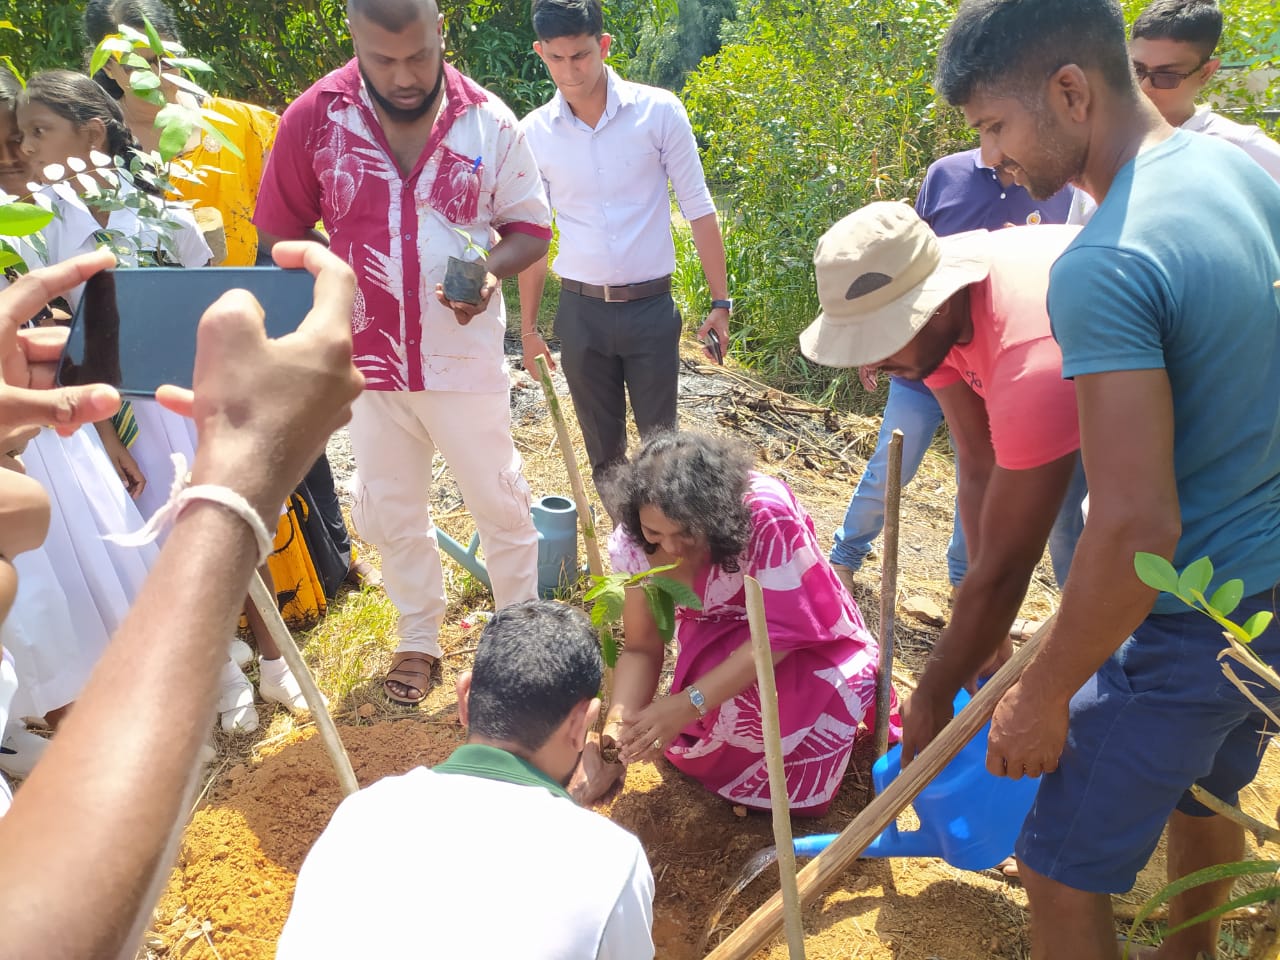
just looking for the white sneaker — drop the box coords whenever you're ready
[216,658,259,733]
[257,657,323,716]
[0,726,49,778]
[228,638,254,669]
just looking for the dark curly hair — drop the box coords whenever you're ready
[609,432,755,573]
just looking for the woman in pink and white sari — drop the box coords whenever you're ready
[596,431,897,816]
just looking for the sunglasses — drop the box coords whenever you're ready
[1133,58,1207,90]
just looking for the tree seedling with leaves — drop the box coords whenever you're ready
[585,562,703,761]
[443,226,491,305]
[1126,552,1279,959]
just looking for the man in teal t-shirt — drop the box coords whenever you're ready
[932,0,1280,957]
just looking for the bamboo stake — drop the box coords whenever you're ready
[744,576,806,960]
[874,429,904,759]
[703,614,1056,960]
[246,572,358,797]
[533,355,614,715]
[535,355,603,577]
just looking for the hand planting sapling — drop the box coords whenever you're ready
[585,563,703,761]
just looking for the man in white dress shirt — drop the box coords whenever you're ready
[518,0,732,492]
[278,601,655,960]
[1069,0,1280,222]
[1130,0,1280,181]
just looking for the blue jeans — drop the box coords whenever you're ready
[831,378,968,585]
[832,379,1089,589]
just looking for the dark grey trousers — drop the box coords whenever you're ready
[555,287,682,485]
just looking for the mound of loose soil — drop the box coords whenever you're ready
[152,721,465,958]
[151,717,1280,959]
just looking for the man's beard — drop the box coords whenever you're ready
[1020,112,1085,200]
[360,60,445,123]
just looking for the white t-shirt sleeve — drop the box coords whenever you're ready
[0,650,19,818]
[171,208,214,267]
[595,844,656,960]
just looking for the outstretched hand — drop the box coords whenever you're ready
[0,249,122,439]
[157,241,364,519]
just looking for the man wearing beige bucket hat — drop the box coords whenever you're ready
[802,199,1087,764]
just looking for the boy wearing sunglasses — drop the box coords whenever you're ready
[1130,0,1280,180]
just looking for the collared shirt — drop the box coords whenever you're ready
[914,148,1073,236]
[255,60,553,393]
[1181,104,1280,182]
[521,67,716,285]
[278,743,656,959]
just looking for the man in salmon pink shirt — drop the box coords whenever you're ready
[800,202,1086,763]
[254,0,552,706]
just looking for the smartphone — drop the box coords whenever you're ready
[704,328,724,365]
[57,267,314,397]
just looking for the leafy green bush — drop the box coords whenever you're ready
[679,0,969,407]
[679,0,1276,409]
[0,0,653,115]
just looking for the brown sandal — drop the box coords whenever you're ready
[383,652,437,706]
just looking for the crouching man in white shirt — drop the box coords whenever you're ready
[278,600,655,959]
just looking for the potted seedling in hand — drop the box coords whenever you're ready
[442,227,491,308]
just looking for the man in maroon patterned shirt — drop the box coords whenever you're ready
[256,0,552,705]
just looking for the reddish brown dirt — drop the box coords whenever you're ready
[151,717,1280,959]
[153,721,464,959]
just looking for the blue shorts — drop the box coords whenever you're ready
[1016,586,1280,894]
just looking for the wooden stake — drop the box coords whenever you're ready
[874,429,904,759]
[744,576,806,960]
[533,355,613,712]
[247,572,358,797]
[534,355,603,577]
[702,615,1056,960]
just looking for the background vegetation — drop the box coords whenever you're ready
[1,0,1275,410]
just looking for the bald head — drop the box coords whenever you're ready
[347,0,438,33]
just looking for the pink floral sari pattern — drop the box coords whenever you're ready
[610,472,898,814]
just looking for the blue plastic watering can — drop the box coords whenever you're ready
[531,495,579,599]
[793,688,1040,871]
[436,495,580,599]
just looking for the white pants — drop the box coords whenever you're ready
[348,390,538,658]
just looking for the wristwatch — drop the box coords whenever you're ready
[711,298,734,313]
[686,685,708,717]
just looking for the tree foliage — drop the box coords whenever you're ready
[629,0,736,91]
[678,0,970,405]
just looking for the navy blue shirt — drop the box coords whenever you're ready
[891,149,1074,397]
[914,148,1074,235]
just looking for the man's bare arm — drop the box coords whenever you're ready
[902,382,1076,765]
[0,242,362,960]
[934,380,995,562]
[517,254,554,376]
[987,368,1180,777]
[688,212,730,359]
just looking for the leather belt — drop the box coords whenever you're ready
[561,276,671,303]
